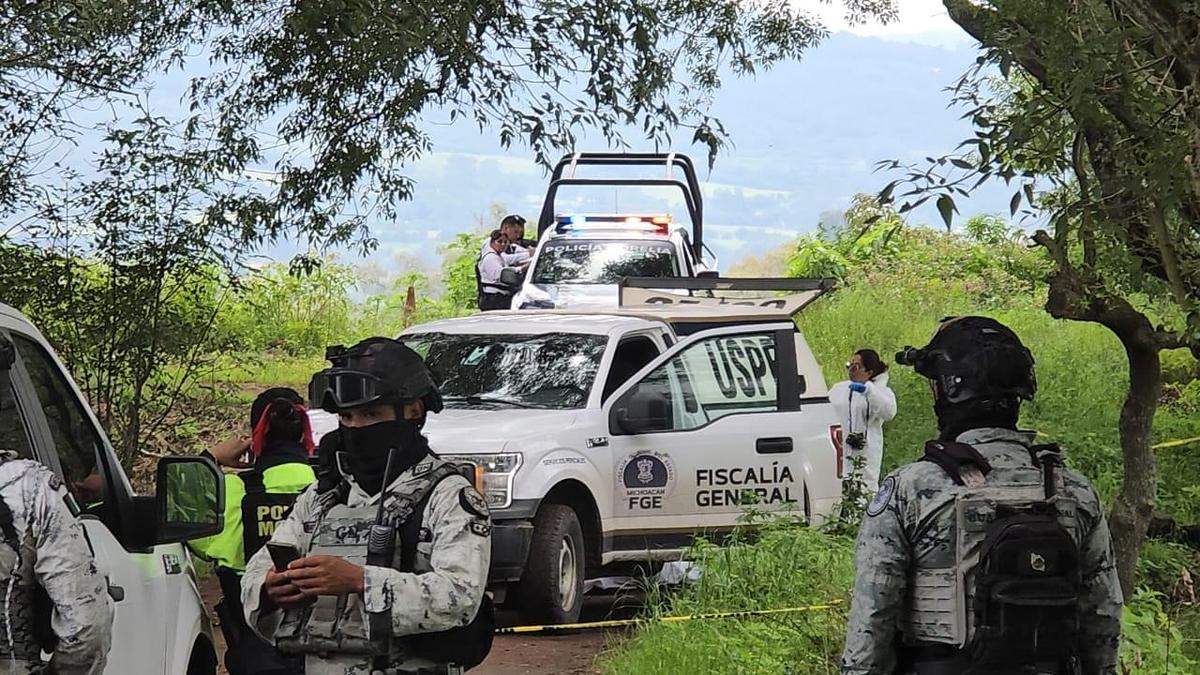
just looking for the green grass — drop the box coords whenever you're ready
[199,351,326,391]
[602,523,854,675]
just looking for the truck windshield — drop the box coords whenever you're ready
[405,332,608,409]
[531,239,677,285]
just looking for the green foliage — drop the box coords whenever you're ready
[820,455,871,539]
[220,262,357,355]
[789,196,1050,307]
[1136,540,1199,604]
[603,522,854,675]
[0,239,235,466]
[440,232,486,312]
[1119,589,1197,673]
[3,231,482,463]
[0,1,196,210]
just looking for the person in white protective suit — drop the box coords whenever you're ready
[830,349,897,494]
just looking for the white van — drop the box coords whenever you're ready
[388,279,844,623]
[0,303,224,674]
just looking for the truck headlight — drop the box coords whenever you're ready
[441,453,522,510]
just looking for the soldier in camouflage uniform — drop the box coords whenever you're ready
[841,317,1123,675]
[0,458,113,674]
[241,338,491,675]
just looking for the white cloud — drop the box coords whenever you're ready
[793,0,970,48]
[708,223,804,238]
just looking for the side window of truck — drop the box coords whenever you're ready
[635,331,779,431]
[602,336,661,402]
[0,369,35,460]
[13,336,111,517]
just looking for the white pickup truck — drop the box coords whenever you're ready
[384,278,844,623]
[0,303,225,674]
[508,152,719,310]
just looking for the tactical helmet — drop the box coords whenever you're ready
[308,337,444,414]
[895,316,1036,404]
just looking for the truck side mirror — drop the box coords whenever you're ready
[499,267,521,287]
[155,456,223,544]
[612,386,672,435]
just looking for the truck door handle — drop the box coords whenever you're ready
[106,580,125,602]
[756,437,793,454]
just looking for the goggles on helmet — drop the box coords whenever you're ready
[308,368,388,413]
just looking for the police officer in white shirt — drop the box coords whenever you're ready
[478,215,535,266]
[476,229,516,311]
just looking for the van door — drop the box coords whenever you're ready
[9,333,171,674]
[602,323,807,553]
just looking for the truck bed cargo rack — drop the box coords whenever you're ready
[536,152,706,260]
[618,276,834,311]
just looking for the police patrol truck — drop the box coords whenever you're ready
[375,278,845,623]
[508,152,718,310]
[0,303,225,673]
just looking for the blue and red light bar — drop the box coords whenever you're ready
[554,214,672,234]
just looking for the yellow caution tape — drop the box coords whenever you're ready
[1152,436,1200,450]
[1038,428,1198,451]
[494,599,844,634]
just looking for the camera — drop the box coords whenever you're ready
[894,345,925,367]
[845,432,866,450]
[324,344,348,365]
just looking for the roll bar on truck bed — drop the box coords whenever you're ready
[535,152,706,261]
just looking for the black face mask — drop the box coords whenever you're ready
[935,397,1020,441]
[339,418,429,494]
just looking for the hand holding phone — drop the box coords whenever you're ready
[266,542,301,572]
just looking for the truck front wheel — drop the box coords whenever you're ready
[517,503,585,624]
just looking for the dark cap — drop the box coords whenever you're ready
[250,387,304,429]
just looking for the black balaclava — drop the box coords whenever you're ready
[935,397,1020,441]
[339,401,431,495]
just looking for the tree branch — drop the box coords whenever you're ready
[1071,129,1098,272]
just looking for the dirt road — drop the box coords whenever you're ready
[200,577,635,674]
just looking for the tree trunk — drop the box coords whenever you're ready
[1108,333,1160,598]
[1039,257,1161,599]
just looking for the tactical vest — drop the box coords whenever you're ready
[475,249,513,310]
[905,441,1082,674]
[0,495,47,667]
[239,468,307,560]
[274,497,380,656]
[274,462,491,667]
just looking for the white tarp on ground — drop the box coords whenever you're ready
[582,561,701,594]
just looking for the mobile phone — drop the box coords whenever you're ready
[266,543,301,572]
